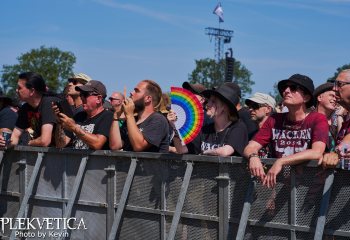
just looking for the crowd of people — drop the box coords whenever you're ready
[1,70,350,188]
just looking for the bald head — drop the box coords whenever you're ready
[109,92,124,108]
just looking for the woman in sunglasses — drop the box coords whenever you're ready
[244,74,329,188]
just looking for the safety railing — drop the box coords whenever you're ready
[0,146,348,239]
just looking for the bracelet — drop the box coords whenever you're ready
[248,153,259,161]
[113,118,119,121]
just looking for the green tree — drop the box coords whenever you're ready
[327,63,350,82]
[188,58,254,99]
[1,46,76,96]
[269,82,282,104]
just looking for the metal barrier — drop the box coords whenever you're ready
[0,146,348,239]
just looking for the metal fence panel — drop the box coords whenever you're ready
[0,147,348,239]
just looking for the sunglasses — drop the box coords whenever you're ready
[109,97,121,101]
[248,102,267,110]
[68,79,81,85]
[281,83,304,93]
[80,92,100,98]
[334,80,350,88]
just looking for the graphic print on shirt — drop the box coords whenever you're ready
[272,127,311,157]
[201,141,223,151]
[27,111,41,138]
[73,123,95,149]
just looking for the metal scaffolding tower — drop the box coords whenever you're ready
[205,27,233,62]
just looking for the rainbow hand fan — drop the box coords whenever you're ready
[170,87,204,144]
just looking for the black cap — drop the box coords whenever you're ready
[75,80,107,98]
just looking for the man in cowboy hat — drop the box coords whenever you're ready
[244,74,329,188]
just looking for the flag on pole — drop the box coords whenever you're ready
[213,2,224,22]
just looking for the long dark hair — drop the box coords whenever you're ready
[18,72,47,94]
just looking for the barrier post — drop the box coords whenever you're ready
[217,163,230,239]
[314,170,334,240]
[105,164,116,238]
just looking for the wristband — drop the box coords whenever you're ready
[248,153,259,161]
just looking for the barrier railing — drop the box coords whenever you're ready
[0,146,348,239]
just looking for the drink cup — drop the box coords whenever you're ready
[2,130,12,146]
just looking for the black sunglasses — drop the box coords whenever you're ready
[68,79,81,85]
[80,92,100,98]
[281,83,304,93]
[248,102,267,110]
[109,97,121,101]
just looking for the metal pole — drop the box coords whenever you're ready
[10,152,44,240]
[236,177,256,240]
[108,157,137,240]
[167,162,193,240]
[314,171,334,240]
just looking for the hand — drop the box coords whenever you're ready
[0,135,5,148]
[122,97,135,118]
[52,102,62,123]
[249,156,266,182]
[263,160,283,189]
[58,113,76,132]
[322,152,339,169]
[167,110,177,128]
[336,142,350,159]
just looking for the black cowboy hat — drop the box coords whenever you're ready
[202,84,239,118]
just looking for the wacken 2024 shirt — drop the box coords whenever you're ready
[253,112,329,158]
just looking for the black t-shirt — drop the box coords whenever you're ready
[187,120,248,156]
[120,112,169,153]
[0,107,18,130]
[66,109,113,150]
[239,107,258,140]
[16,96,59,139]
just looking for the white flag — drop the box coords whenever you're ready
[213,2,224,22]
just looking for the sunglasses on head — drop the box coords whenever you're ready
[80,91,100,98]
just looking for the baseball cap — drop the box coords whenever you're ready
[69,73,92,84]
[245,92,276,109]
[75,80,107,98]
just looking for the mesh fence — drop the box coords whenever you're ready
[0,148,348,239]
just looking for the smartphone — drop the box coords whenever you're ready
[55,99,74,118]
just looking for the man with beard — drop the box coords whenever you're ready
[109,80,169,152]
[54,80,113,150]
[245,92,276,158]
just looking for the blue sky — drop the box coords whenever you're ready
[1,0,349,98]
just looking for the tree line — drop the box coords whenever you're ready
[0,46,348,102]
